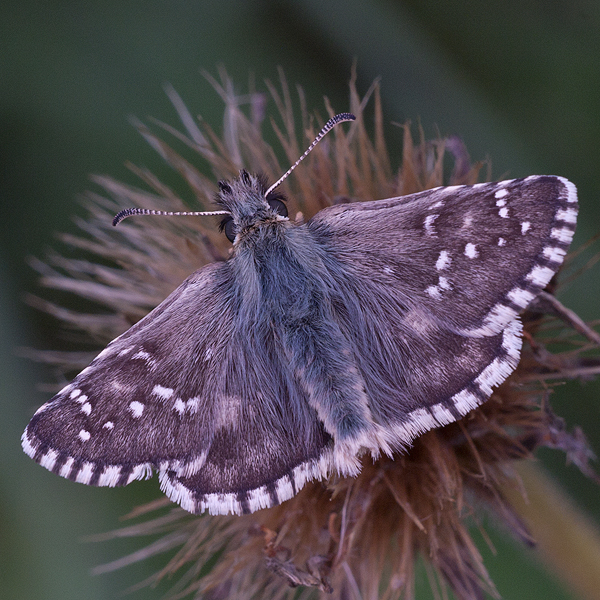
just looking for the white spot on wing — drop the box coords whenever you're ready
[550,227,574,244]
[543,246,567,264]
[426,273,453,299]
[557,176,578,203]
[132,350,157,368]
[424,214,438,236]
[556,207,577,224]
[80,402,92,416]
[127,464,153,484]
[521,221,531,234]
[187,397,200,413]
[451,389,480,415]
[499,207,509,218]
[438,276,451,290]
[98,465,122,486]
[435,250,451,271]
[464,303,518,337]
[426,285,442,299]
[173,397,201,416]
[103,421,114,429]
[464,243,478,258]
[59,457,74,478]
[75,462,95,484]
[526,265,555,287]
[39,449,59,471]
[173,397,202,416]
[507,287,536,308]
[129,401,144,417]
[495,198,507,207]
[78,429,91,442]
[70,389,81,400]
[498,237,506,247]
[431,404,454,425]
[495,188,509,199]
[153,385,174,400]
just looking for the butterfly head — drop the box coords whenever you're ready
[217,170,289,243]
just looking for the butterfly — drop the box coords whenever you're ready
[22,114,578,515]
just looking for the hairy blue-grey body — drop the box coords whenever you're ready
[22,170,578,515]
[220,172,387,473]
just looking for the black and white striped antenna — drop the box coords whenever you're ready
[265,113,355,197]
[112,207,228,227]
[112,112,355,226]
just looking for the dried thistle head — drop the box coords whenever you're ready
[28,67,600,600]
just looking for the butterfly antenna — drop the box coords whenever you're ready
[265,112,356,197]
[113,113,355,226]
[112,208,230,227]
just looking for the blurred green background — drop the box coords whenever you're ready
[2,1,600,598]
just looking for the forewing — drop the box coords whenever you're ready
[23,260,332,513]
[308,176,577,336]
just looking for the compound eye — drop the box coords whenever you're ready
[221,216,236,242]
[268,198,288,218]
